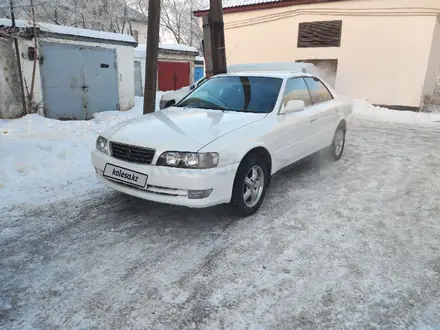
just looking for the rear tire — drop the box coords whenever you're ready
[230,155,268,217]
[330,125,346,161]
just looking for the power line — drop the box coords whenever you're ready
[224,6,440,30]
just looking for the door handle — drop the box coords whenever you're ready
[335,108,340,113]
[310,117,317,123]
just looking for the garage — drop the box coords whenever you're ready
[0,19,137,119]
[157,61,190,91]
[134,43,199,95]
[40,43,119,120]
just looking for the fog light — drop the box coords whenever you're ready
[188,189,213,200]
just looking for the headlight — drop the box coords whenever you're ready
[96,136,109,154]
[157,152,219,169]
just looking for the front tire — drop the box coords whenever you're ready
[230,155,268,216]
[330,125,346,161]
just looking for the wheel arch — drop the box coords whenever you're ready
[338,119,347,131]
[239,146,273,177]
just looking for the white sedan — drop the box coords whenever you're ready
[91,70,353,216]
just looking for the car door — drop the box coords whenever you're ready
[303,77,339,148]
[275,77,315,168]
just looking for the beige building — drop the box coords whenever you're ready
[195,0,440,110]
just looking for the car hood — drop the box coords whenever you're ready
[104,107,267,151]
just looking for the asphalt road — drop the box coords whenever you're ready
[1,117,440,329]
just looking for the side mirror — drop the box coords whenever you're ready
[282,100,305,113]
[189,84,195,91]
[164,100,175,108]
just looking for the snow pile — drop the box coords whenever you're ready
[353,99,440,125]
[0,94,161,208]
[135,43,198,57]
[0,18,136,43]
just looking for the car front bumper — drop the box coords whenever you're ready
[91,149,239,208]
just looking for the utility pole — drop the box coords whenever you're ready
[9,0,27,115]
[143,0,161,114]
[209,0,227,76]
[202,15,214,78]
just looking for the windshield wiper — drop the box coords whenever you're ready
[184,103,225,111]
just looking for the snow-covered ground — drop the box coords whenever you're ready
[0,95,161,208]
[1,103,439,329]
[1,98,439,209]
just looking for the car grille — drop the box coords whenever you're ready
[110,142,155,165]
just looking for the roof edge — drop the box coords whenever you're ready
[42,31,138,47]
[194,0,346,17]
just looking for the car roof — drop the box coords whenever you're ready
[213,71,316,79]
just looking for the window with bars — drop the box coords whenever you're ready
[297,20,342,48]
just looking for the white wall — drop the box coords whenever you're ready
[422,17,440,99]
[206,0,440,108]
[130,21,148,44]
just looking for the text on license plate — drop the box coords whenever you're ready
[103,164,148,188]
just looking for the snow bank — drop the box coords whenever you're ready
[135,43,198,57]
[0,94,162,208]
[353,99,440,125]
[0,18,136,43]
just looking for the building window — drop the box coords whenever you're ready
[132,30,139,42]
[297,20,342,48]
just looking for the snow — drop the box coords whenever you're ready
[135,43,198,57]
[0,97,439,210]
[1,96,440,328]
[196,0,282,11]
[0,18,136,43]
[0,94,161,208]
[196,56,205,62]
[1,104,440,328]
[353,99,440,125]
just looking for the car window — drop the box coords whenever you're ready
[176,76,283,113]
[303,77,333,104]
[282,78,312,108]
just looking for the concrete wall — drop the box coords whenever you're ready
[206,0,440,108]
[134,50,196,92]
[0,38,25,119]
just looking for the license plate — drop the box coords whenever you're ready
[103,164,148,188]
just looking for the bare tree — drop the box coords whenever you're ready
[133,0,203,46]
[1,0,136,34]
[160,0,203,47]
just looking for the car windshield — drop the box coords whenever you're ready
[175,76,283,113]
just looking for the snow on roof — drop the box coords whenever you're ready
[196,0,284,11]
[0,18,136,43]
[135,43,198,57]
[196,56,204,62]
